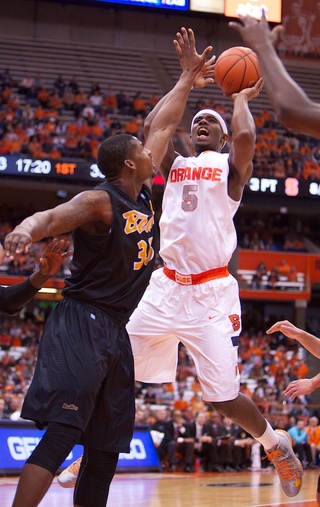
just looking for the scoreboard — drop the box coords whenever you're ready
[0,155,105,184]
[1,154,319,203]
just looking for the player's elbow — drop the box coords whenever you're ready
[275,104,296,129]
[274,95,312,132]
[232,129,255,149]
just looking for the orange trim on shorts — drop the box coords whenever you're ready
[163,265,229,285]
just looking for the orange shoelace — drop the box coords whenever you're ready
[67,457,82,475]
[266,449,300,484]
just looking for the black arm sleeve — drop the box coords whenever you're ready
[0,279,39,315]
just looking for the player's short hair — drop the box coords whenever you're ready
[97,134,136,179]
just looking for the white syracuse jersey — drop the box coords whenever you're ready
[159,150,240,274]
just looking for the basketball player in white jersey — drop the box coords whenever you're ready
[60,27,302,498]
[127,28,302,498]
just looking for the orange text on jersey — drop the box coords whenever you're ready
[123,210,154,235]
[170,166,223,182]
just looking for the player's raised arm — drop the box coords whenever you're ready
[144,27,213,180]
[229,12,320,138]
[227,77,263,201]
[267,320,320,359]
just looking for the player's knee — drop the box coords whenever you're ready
[26,422,82,475]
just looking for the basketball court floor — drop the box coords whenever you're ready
[0,468,319,506]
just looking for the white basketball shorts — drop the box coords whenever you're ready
[127,267,242,402]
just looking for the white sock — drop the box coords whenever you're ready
[255,421,279,452]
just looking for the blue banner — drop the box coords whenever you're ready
[0,422,161,474]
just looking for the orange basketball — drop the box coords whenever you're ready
[214,46,261,96]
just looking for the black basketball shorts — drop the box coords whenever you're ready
[21,297,135,453]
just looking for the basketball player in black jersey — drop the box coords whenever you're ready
[4,28,213,507]
[0,238,71,314]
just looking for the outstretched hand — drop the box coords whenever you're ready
[5,228,33,259]
[229,11,283,50]
[284,378,314,400]
[230,77,264,101]
[266,319,301,340]
[38,238,73,276]
[193,54,215,89]
[174,27,213,79]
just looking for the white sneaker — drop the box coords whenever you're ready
[57,456,82,488]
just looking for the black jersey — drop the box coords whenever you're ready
[62,182,157,324]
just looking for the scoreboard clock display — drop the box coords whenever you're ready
[0,155,105,183]
[0,155,319,200]
[247,176,320,199]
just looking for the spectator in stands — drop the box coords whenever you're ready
[305,416,320,467]
[287,265,298,282]
[33,75,44,93]
[188,411,220,472]
[216,416,239,471]
[9,393,25,421]
[229,10,320,139]
[288,418,312,468]
[0,397,10,420]
[48,91,63,114]
[19,75,34,96]
[26,85,39,108]
[166,409,195,472]
[233,426,255,470]
[72,88,88,118]
[249,232,265,250]
[173,389,189,414]
[53,74,66,97]
[133,91,147,117]
[0,238,71,315]
[88,89,103,114]
[68,76,80,94]
[190,392,205,413]
[277,258,291,277]
[0,68,15,88]
[81,101,96,122]
[290,357,309,381]
[124,116,139,136]
[110,118,123,136]
[267,266,279,290]
[251,261,267,289]
[150,408,174,467]
[89,82,100,95]
[103,86,118,114]
[142,385,157,405]
[62,85,75,111]
[116,90,133,115]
